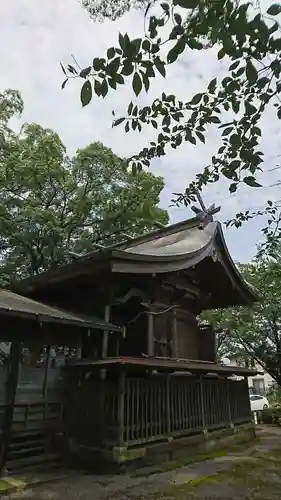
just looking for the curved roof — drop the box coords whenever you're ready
[9,217,258,309]
[109,220,258,307]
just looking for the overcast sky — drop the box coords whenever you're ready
[1,0,281,263]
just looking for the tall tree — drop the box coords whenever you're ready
[203,253,281,386]
[64,0,281,249]
[80,0,147,22]
[0,90,168,284]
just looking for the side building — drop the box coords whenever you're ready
[223,355,275,395]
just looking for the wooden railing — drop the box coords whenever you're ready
[120,376,250,445]
[0,401,63,434]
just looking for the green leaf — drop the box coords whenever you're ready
[94,79,102,96]
[196,131,205,143]
[245,102,257,115]
[115,73,125,84]
[232,100,240,113]
[174,13,182,25]
[236,67,245,77]
[167,49,179,65]
[108,78,116,90]
[107,47,115,59]
[61,79,68,90]
[252,126,261,136]
[243,176,262,188]
[107,57,121,75]
[100,79,108,98]
[229,61,240,71]
[230,134,241,147]
[190,93,202,105]
[208,78,217,93]
[167,38,185,64]
[174,0,199,7]
[60,62,66,75]
[187,39,203,50]
[121,60,134,76]
[229,183,237,193]
[142,39,151,51]
[142,73,150,92]
[160,2,169,13]
[80,66,92,78]
[80,80,92,107]
[209,116,221,124]
[128,102,133,115]
[154,57,166,77]
[246,60,258,84]
[113,117,125,127]
[278,107,281,119]
[118,33,126,51]
[217,48,225,60]
[92,58,103,71]
[267,4,281,16]
[133,72,142,96]
[256,77,270,89]
[222,127,233,136]
[185,130,196,145]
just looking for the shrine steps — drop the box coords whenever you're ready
[5,430,63,474]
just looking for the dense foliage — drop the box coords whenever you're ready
[203,250,281,386]
[64,0,281,249]
[0,89,168,285]
[80,0,147,21]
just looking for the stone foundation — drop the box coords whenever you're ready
[67,423,256,473]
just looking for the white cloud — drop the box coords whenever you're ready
[1,0,281,263]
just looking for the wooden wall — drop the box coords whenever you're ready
[175,309,199,360]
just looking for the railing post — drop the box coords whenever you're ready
[42,346,51,399]
[117,370,125,445]
[226,378,234,430]
[166,375,171,434]
[199,375,207,435]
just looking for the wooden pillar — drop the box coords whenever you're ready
[171,308,177,358]
[147,310,154,357]
[0,340,22,474]
[42,345,50,399]
[102,305,111,360]
[76,334,83,360]
[117,369,125,445]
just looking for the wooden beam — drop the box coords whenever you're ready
[147,311,154,357]
[0,341,22,474]
[171,309,178,358]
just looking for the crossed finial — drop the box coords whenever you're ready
[191,191,221,229]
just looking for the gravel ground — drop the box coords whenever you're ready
[6,426,281,500]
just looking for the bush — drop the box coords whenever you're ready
[261,408,281,425]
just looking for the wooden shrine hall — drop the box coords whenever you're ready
[8,211,258,471]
